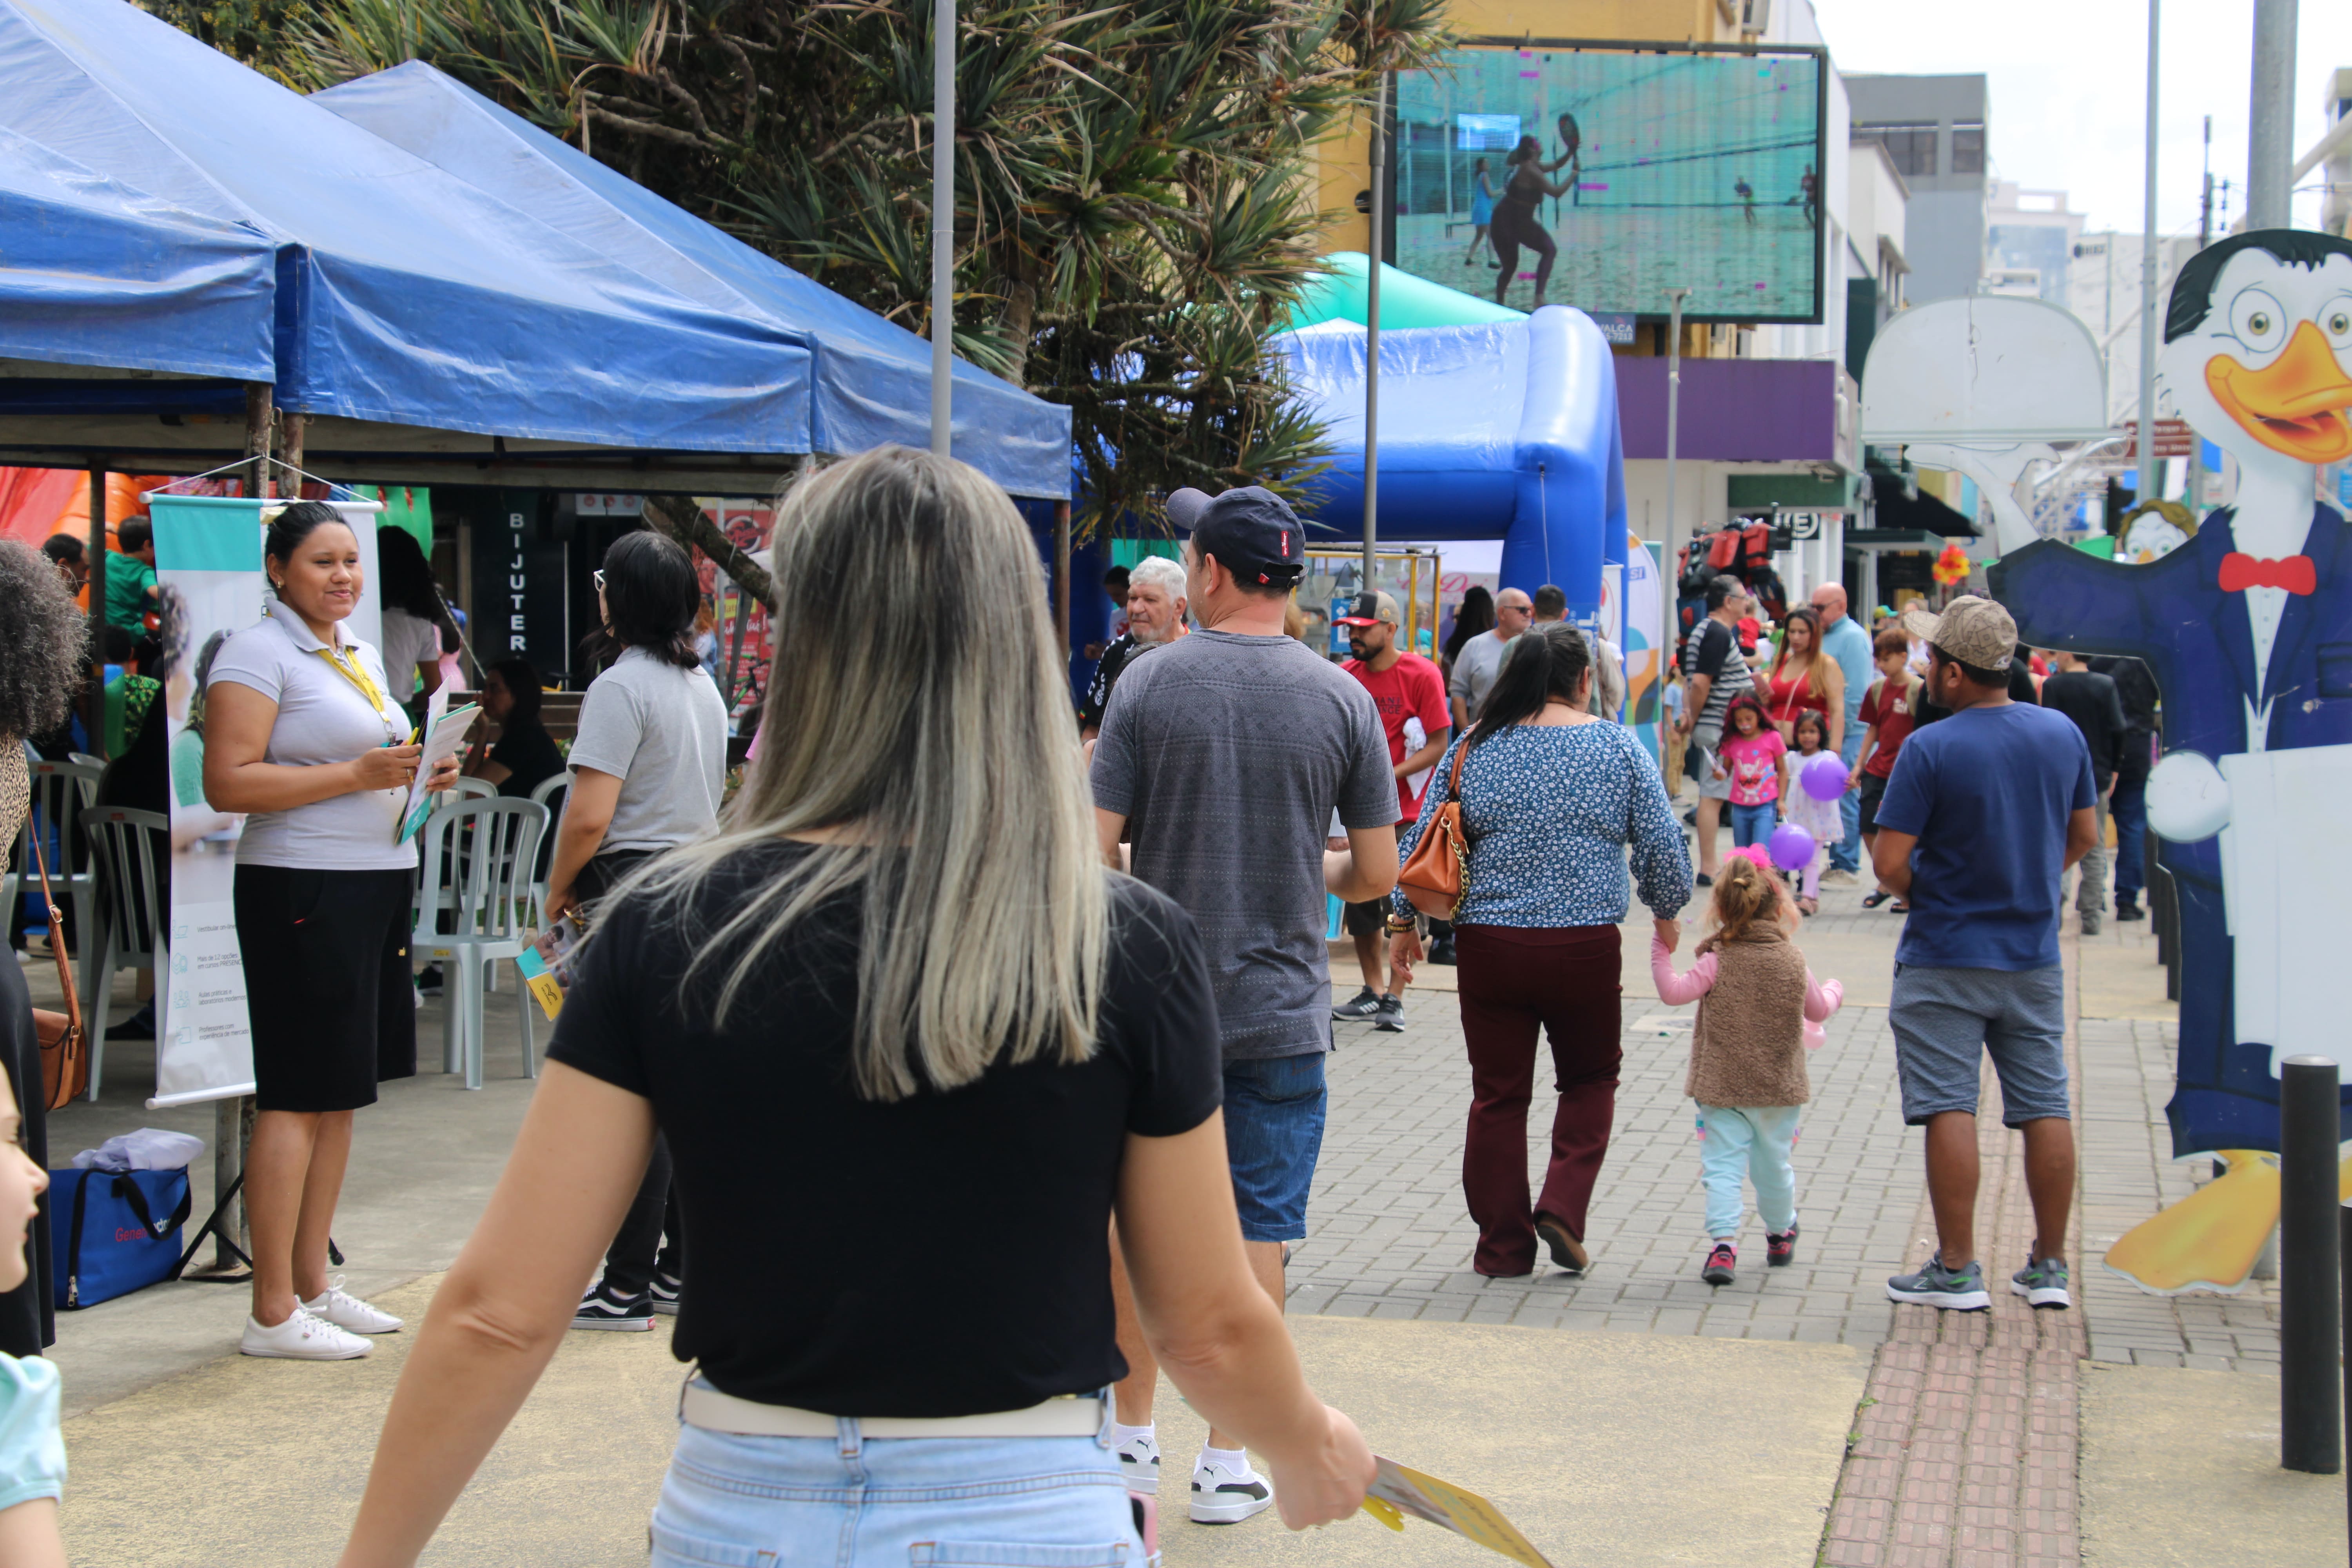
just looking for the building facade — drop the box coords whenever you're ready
[1843,74,1987,306]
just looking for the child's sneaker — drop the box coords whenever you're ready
[2010,1252,2071,1310]
[1112,1426,1160,1495]
[1766,1222,1799,1267]
[1700,1241,1737,1286]
[1886,1254,1990,1311]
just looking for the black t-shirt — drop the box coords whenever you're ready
[490,722,567,800]
[1079,633,1139,731]
[2039,670,2127,791]
[545,844,1223,1416]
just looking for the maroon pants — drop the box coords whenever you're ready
[1453,924,1622,1276]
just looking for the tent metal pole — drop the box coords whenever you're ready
[1054,500,1072,655]
[84,459,107,755]
[1663,288,1691,597]
[930,0,955,457]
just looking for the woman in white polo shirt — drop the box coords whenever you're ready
[203,502,459,1361]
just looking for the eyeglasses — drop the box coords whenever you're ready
[593,569,606,592]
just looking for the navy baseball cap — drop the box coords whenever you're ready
[1167,486,1305,587]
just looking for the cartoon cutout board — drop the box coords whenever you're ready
[1986,229,2352,1294]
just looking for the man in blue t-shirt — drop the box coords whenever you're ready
[1869,596,2096,1315]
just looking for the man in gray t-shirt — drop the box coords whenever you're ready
[1448,587,1531,724]
[1089,485,1397,1506]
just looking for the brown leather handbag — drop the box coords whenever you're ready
[1396,737,1473,919]
[26,829,87,1111]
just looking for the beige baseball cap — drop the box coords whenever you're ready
[1335,590,1401,628]
[1902,594,2016,671]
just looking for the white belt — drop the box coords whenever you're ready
[680,1379,1103,1439]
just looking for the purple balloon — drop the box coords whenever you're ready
[1799,752,1847,801]
[1769,822,1817,871]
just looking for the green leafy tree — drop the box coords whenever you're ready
[273,0,1448,533]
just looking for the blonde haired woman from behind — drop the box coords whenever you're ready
[333,446,1373,1568]
[1651,853,1843,1289]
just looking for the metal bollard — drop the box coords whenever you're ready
[2341,1198,2352,1548]
[2280,1056,2342,1475]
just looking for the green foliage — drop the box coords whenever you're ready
[260,0,1449,533]
[139,0,317,83]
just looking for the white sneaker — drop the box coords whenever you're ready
[1190,1453,1274,1524]
[303,1275,403,1334]
[240,1307,373,1360]
[1113,1428,1160,1495]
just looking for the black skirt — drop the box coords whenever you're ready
[234,864,417,1113]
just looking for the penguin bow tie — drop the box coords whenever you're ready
[2218,553,2316,595]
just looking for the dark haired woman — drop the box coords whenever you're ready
[466,658,564,801]
[1491,135,1577,309]
[544,528,726,1331]
[1387,622,1691,1277]
[0,539,85,1356]
[373,528,448,722]
[203,501,460,1360]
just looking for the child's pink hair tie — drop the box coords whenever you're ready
[1722,845,1773,873]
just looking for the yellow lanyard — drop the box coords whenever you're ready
[311,644,396,733]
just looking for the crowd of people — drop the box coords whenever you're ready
[0,459,2134,1563]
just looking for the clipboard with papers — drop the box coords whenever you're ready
[394,696,483,844]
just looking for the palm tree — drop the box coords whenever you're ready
[273,0,1450,534]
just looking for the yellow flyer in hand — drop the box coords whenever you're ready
[1361,1456,1554,1568]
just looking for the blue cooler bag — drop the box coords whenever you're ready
[50,1167,191,1310]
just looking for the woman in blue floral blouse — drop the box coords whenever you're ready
[1389,622,1692,1277]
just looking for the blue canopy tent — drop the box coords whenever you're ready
[1273,306,1628,617]
[0,0,1069,498]
[0,124,275,383]
[312,62,1069,497]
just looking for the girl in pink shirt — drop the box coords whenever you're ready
[1650,855,1842,1287]
[1711,694,1788,850]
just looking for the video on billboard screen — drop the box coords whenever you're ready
[1389,45,1825,322]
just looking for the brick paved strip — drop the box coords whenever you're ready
[1820,933,2089,1566]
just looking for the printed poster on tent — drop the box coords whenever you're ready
[147,494,382,1110]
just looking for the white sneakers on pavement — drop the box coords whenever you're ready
[1190,1450,1275,1524]
[239,1307,373,1360]
[1111,1425,1160,1495]
[303,1274,404,1335]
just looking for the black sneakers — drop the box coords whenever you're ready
[650,1267,682,1316]
[1372,993,1405,1032]
[1700,1242,1737,1286]
[572,1282,655,1331]
[1766,1222,1799,1267]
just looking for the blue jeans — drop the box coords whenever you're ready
[1832,728,1863,871]
[2111,771,2147,901]
[651,1404,1145,1567]
[1222,1053,1328,1243]
[1696,1104,1800,1238]
[1728,800,1777,848]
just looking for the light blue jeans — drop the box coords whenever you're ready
[1695,1104,1801,1240]
[650,1391,1147,1567]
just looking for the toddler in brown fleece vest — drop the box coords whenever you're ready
[1651,853,1843,1287]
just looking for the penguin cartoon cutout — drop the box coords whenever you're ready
[1990,230,2352,1196]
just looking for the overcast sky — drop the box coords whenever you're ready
[1813,0,2352,237]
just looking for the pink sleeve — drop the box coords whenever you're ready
[1804,972,1843,1022]
[1650,938,1717,1005]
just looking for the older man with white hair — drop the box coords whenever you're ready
[1079,554,1188,739]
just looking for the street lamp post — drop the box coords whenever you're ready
[2136,0,2160,508]
[931,0,955,457]
[1363,71,1385,586]
[1662,287,1691,597]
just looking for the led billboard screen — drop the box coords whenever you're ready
[1389,44,1826,322]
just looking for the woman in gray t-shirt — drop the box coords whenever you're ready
[543,527,727,1328]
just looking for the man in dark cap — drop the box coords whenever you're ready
[1090,485,1397,1524]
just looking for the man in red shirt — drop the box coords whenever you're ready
[1332,590,1452,1032]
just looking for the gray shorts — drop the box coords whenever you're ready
[1888,963,2071,1126]
[1690,722,1732,800]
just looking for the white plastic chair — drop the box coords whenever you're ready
[79,807,167,1100]
[410,797,549,1090]
[526,772,568,911]
[9,761,102,959]
[67,752,105,771]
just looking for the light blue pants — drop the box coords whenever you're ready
[1696,1104,1801,1240]
[651,1389,1146,1566]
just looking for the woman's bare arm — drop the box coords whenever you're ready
[1116,1116,1373,1528]
[542,767,621,922]
[202,682,427,813]
[336,1063,654,1568]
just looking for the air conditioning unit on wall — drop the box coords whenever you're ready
[1741,0,1770,33]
